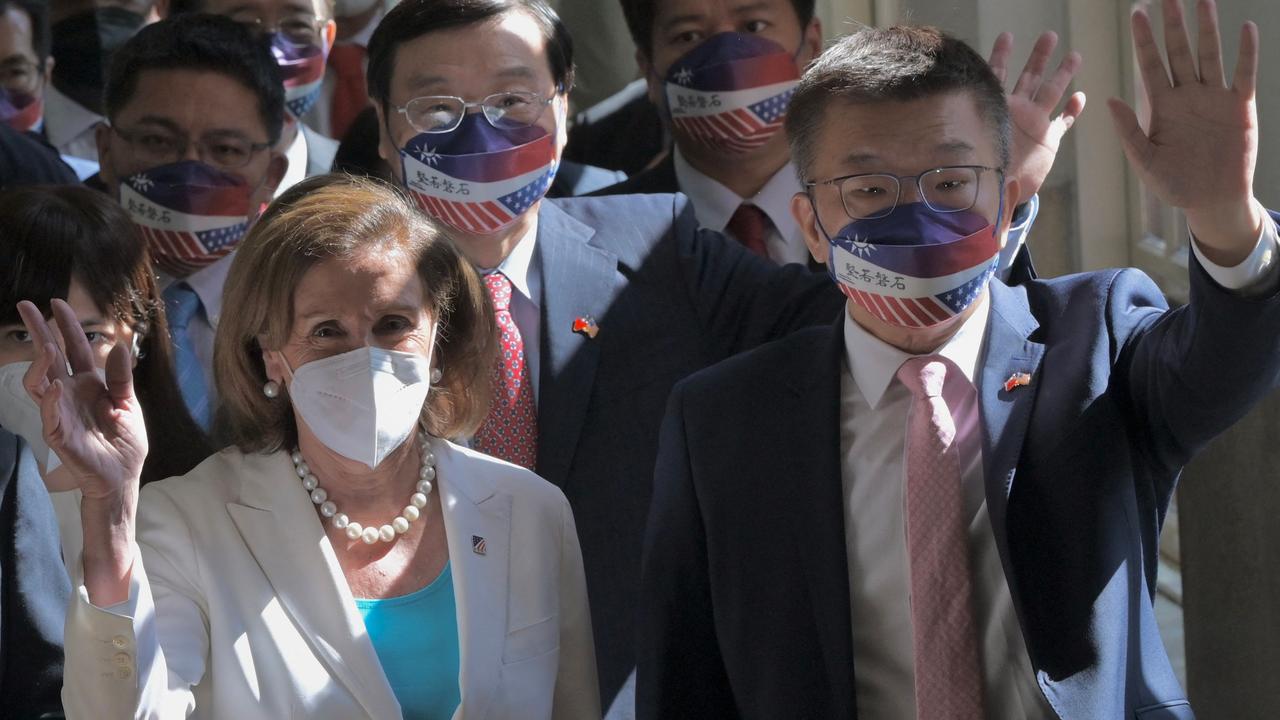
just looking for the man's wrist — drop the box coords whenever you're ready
[1186,197,1265,268]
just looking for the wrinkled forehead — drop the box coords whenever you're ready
[812,90,998,178]
[390,11,556,99]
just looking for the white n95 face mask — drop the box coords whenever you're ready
[285,345,434,469]
[0,361,62,473]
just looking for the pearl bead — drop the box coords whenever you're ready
[291,437,437,545]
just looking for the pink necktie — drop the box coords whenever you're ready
[896,356,985,718]
[472,272,538,469]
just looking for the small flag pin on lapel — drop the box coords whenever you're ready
[572,315,599,339]
[472,535,487,555]
[1004,372,1033,393]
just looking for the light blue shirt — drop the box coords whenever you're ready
[355,562,461,720]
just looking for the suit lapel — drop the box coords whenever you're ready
[978,282,1046,568]
[783,318,857,717]
[225,452,401,720]
[433,440,510,720]
[534,200,620,486]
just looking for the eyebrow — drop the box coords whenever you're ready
[659,12,708,32]
[130,116,256,142]
[731,1,775,16]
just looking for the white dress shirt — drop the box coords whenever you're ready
[303,9,383,139]
[159,252,235,408]
[42,85,103,162]
[276,126,310,197]
[477,221,542,402]
[672,148,811,266]
[837,218,1280,719]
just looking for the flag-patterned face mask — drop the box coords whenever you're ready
[663,32,800,154]
[398,113,559,236]
[271,32,328,121]
[119,160,253,278]
[0,87,43,133]
[822,202,1003,329]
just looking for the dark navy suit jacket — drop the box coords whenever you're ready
[638,221,1280,719]
[530,194,843,703]
[0,431,70,719]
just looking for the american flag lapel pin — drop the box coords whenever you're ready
[471,535,487,556]
[571,315,599,339]
[1003,372,1033,393]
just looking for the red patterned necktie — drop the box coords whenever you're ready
[328,43,368,141]
[896,355,985,719]
[472,271,538,469]
[726,203,771,258]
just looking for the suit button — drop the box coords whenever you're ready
[117,666,133,680]
[113,652,132,667]
[112,635,129,649]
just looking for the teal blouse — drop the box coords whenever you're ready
[355,563,461,720]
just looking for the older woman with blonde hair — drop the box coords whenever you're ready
[16,174,599,719]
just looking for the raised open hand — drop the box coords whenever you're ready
[1107,0,1262,263]
[989,31,1087,204]
[17,299,147,501]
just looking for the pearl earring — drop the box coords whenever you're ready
[431,367,442,384]
[263,380,281,398]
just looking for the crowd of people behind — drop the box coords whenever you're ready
[0,0,1275,718]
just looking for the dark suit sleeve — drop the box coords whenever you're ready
[674,199,844,357]
[637,382,737,720]
[1112,211,1280,497]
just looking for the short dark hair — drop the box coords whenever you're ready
[0,186,213,485]
[104,14,285,144]
[0,0,50,64]
[618,0,815,59]
[367,0,574,111]
[786,25,1011,182]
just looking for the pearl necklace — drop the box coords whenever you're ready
[291,432,436,545]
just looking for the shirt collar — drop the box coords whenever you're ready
[42,84,103,149]
[841,289,991,409]
[672,146,801,243]
[276,127,309,198]
[162,250,237,326]
[478,217,541,307]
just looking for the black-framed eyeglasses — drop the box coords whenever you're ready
[804,165,1002,220]
[395,91,557,134]
[111,125,273,170]
[240,15,328,45]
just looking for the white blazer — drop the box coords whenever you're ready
[61,439,600,719]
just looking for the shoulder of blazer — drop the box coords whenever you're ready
[435,439,570,511]
[586,154,678,197]
[673,321,835,408]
